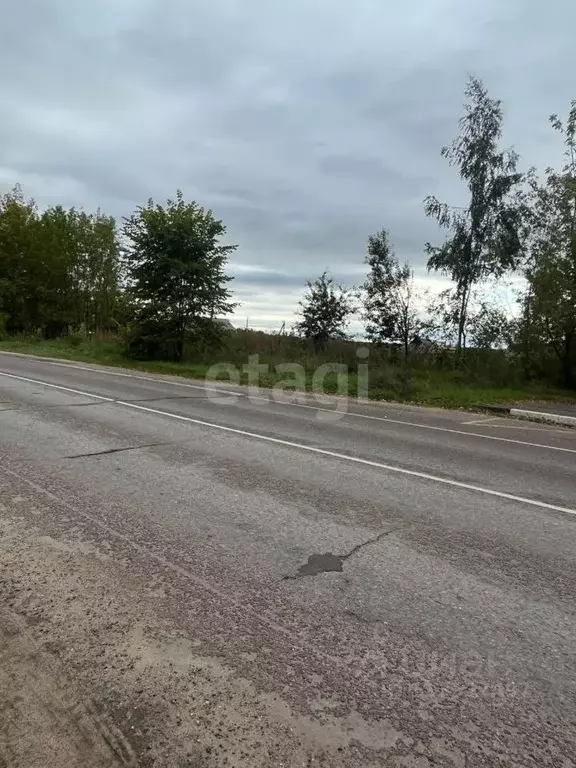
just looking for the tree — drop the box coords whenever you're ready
[522,102,576,387]
[394,269,423,358]
[468,302,511,350]
[361,229,422,356]
[0,185,40,332]
[424,286,512,351]
[32,204,79,335]
[0,187,121,337]
[294,271,354,349]
[423,289,460,347]
[21,205,121,336]
[123,191,237,361]
[424,76,525,351]
[68,209,120,332]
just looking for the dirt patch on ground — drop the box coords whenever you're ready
[0,610,135,767]
[0,492,387,767]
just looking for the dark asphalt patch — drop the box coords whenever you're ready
[286,526,404,579]
[295,552,344,577]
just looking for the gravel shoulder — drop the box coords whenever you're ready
[0,476,388,768]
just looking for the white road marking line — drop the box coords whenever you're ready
[1,370,575,518]
[462,417,502,425]
[27,360,576,455]
[486,423,568,434]
[0,372,114,402]
[46,360,234,397]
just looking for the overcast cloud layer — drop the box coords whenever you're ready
[1,0,574,329]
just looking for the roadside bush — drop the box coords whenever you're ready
[127,317,231,362]
[67,333,83,349]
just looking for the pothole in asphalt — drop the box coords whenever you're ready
[285,526,405,580]
[290,552,344,578]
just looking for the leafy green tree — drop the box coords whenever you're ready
[123,191,237,361]
[70,209,120,331]
[424,76,525,351]
[30,205,120,336]
[393,269,424,358]
[511,293,551,381]
[0,185,40,332]
[361,229,422,356]
[522,101,576,387]
[468,301,511,350]
[294,271,355,349]
[423,289,460,347]
[35,205,83,335]
[425,287,512,351]
[0,187,120,337]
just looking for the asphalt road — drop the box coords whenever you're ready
[0,351,575,767]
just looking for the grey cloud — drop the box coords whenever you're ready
[1,0,575,328]
[316,154,421,187]
[231,271,309,290]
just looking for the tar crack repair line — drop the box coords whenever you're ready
[65,443,167,459]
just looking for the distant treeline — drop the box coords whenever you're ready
[0,77,575,387]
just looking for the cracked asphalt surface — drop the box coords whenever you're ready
[0,352,575,767]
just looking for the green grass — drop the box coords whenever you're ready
[0,337,212,378]
[0,336,575,410]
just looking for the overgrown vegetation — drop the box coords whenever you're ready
[1,330,574,409]
[0,77,575,406]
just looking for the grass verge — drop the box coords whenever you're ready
[0,336,575,411]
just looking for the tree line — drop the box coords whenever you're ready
[0,77,575,387]
[296,78,576,387]
[0,189,236,360]
[0,193,119,338]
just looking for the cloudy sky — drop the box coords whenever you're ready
[1,0,574,330]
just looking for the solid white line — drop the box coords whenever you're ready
[462,417,502,425]
[486,423,568,434]
[0,372,114,402]
[39,359,576,455]
[0,369,575,518]
[46,360,235,397]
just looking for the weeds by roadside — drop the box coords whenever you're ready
[1,333,574,410]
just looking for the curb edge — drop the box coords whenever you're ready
[510,408,576,427]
